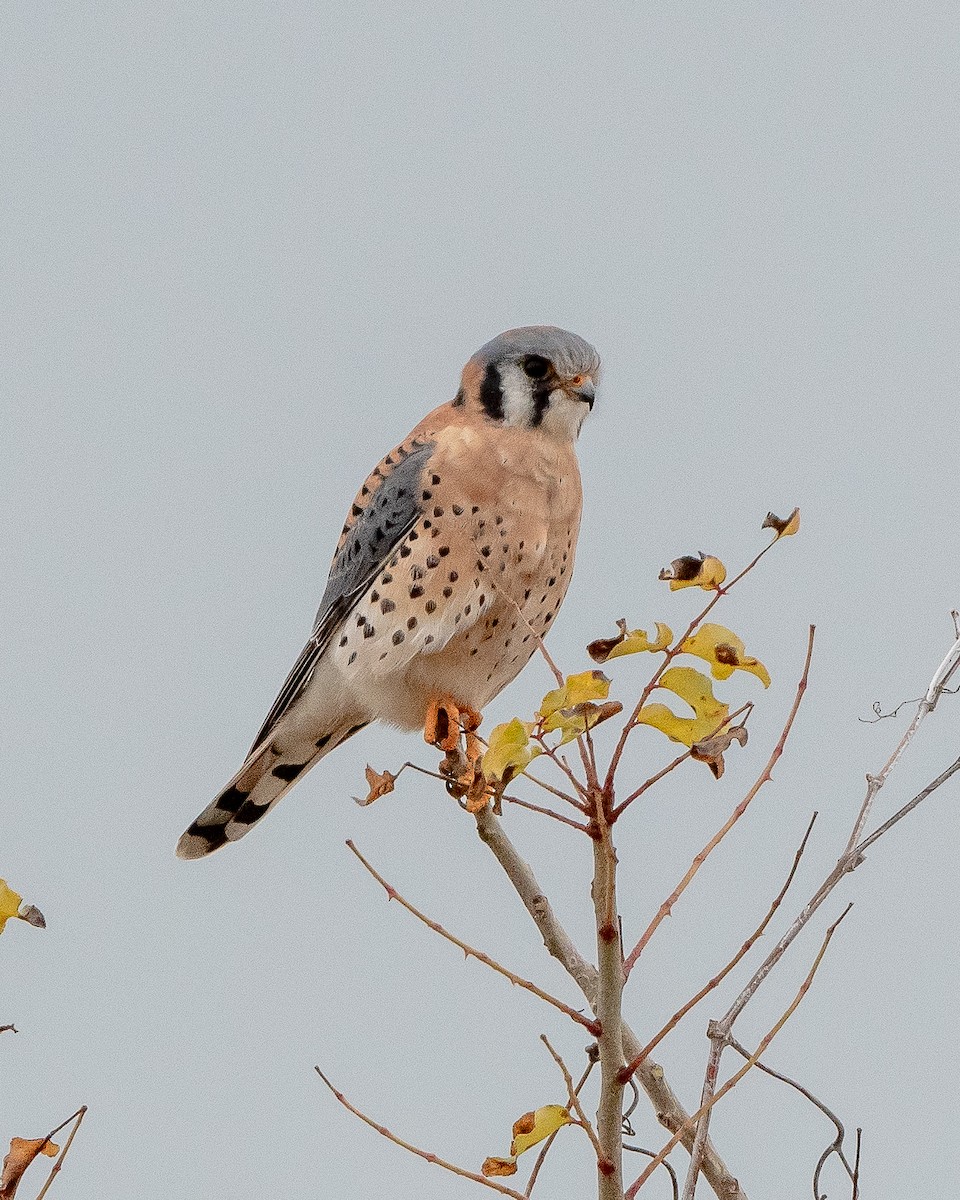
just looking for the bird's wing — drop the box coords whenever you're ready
[247,437,436,753]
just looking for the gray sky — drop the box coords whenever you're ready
[4,2,960,1196]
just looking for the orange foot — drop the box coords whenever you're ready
[425,698,488,808]
[424,697,482,755]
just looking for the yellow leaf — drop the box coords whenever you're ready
[355,765,397,807]
[482,718,541,785]
[659,553,727,591]
[481,1157,518,1178]
[588,620,673,663]
[762,507,800,538]
[510,1105,571,1156]
[680,624,771,687]
[0,881,21,936]
[636,666,730,748]
[539,670,611,722]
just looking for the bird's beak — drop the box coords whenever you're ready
[566,377,595,410]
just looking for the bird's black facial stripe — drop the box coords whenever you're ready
[529,377,554,427]
[479,362,505,421]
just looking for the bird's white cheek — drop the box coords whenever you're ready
[541,393,588,441]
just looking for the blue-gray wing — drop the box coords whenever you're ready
[247,439,435,753]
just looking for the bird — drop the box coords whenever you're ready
[177,326,600,858]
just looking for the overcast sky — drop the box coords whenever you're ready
[4,3,960,1197]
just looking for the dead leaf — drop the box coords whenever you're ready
[762,507,800,538]
[1,1137,58,1199]
[481,1156,518,1178]
[354,765,397,807]
[690,724,749,779]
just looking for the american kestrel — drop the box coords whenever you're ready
[177,326,599,858]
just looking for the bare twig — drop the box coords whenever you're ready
[845,628,960,852]
[540,1036,603,1161]
[622,629,815,979]
[621,813,817,1081]
[474,806,747,1200]
[724,1039,855,1198]
[346,840,599,1034]
[622,1145,679,1200]
[0,1024,17,1034]
[629,906,850,1199]
[502,793,592,833]
[852,1130,862,1200]
[524,1057,595,1197]
[33,1106,87,1200]
[315,1068,526,1199]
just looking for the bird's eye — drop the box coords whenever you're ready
[521,355,551,379]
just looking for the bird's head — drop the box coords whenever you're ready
[456,326,600,442]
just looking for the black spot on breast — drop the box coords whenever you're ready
[431,474,441,485]
[392,630,404,645]
[471,505,480,514]
[452,504,464,516]
[316,733,332,750]
[408,530,418,541]
[470,647,478,656]
[423,519,431,529]
[339,635,348,647]
[348,651,358,664]
[443,586,453,598]
[465,604,471,615]
[422,490,432,501]
[363,623,375,639]
[481,546,491,557]
[370,590,379,603]
[426,554,439,568]
[382,572,393,584]
[433,506,444,517]
[407,616,417,630]
[425,599,436,613]
[548,576,556,586]
[424,635,434,645]
[381,599,396,613]
[356,613,365,626]
[410,585,424,598]
[479,594,485,606]
[399,545,412,558]
[411,565,424,580]
[351,503,362,517]
[449,570,459,582]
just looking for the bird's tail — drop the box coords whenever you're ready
[176,720,370,859]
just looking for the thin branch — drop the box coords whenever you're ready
[524,1057,595,1197]
[0,1024,17,1034]
[856,754,960,855]
[724,1039,855,1198]
[621,813,817,1081]
[852,1130,862,1200]
[473,806,747,1200]
[844,628,960,853]
[33,1106,87,1200]
[540,1036,603,1161]
[501,793,592,833]
[346,840,599,1035]
[622,629,815,979]
[314,1068,526,1199]
[629,906,850,1199]
[622,1145,679,1200]
[522,768,589,812]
